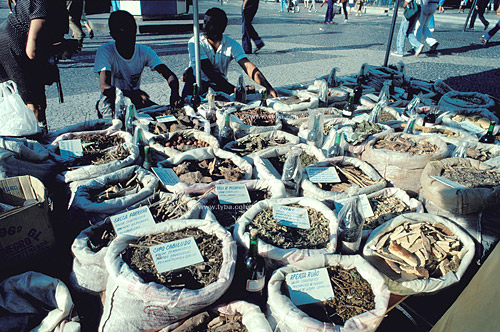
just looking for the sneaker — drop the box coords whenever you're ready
[391,52,404,57]
[480,36,489,45]
[344,19,348,23]
[429,28,435,32]
[415,44,424,56]
[429,42,439,53]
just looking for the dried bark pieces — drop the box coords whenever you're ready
[173,158,245,184]
[374,136,438,155]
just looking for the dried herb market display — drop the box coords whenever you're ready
[207,190,271,229]
[279,95,310,105]
[379,110,396,122]
[450,114,491,129]
[267,152,319,175]
[226,135,290,156]
[148,108,205,134]
[154,133,212,151]
[316,164,377,192]
[247,204,330,249]
[233,108,276,126]
[373,222,464,280]
[173,158,246,185]
[286,266,375,325]
[63,134,128,166]
[464,148,494,162]
[441,166,500,188]
[347,121,384,145]
[121,228,223,289]
[89,173,144,203]
[168,310,248,332]
[364,195,413,230]
[374,136,438,156]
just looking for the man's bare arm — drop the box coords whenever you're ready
[238,58,278,97]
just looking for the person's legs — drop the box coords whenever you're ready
[343,2,348,20]
[325,0,334,22]
[421,5,438,48]
[485,19,500,39]
[478,6,489,28]
[310,0,317,11]
[395,16,410,54]
[429,14,435,30]
[67,0,85,45]
[242,3,262,53]
[280,0,288,11]
[469,8,478,28]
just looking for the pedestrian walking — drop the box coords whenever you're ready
[348,0,355,15]
[356,0,364,16]
[306,0,318,12]
[66,0,84,50]
[391,0,420,56]
[480,19,500,43]
[242,0,265,54]
[280,0,289,12]
[437,0,445,13]
[458,0,467,13]
[323,0,337,23]
[80,0,94,39]
[338,0,349,22]
[469,0,490,30]
[408,0,439,56]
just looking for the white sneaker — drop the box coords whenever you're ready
[415,44,424,56]
[430,28,435,32]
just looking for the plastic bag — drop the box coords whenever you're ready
[368,102,383,123]
[306,111,324,148]
[452,140,469,158]
[377,80,391,106]
[327,67,339,88]
[326,131,345,158]
[338,195,365,254]
[281,149,303,196]
[317,79,328,107]
[0,81,40,136]
[403,103,418,134]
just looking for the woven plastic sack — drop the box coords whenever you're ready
[253,145,326,180]
[68,165,159,225]
[138,104,211,135]
[0,81,40,136]
[149,129,219,158]
[223,130,300,164]
[418,124,476,149]
[361,133,449,195]
[301,156,387,205]
[268,89,319,112]
[438,91,495,112]
[216,106,282,136]
[363,213,475,295]
[44,119,122,145]
[70,191,209,294]
[267,254,390,332]
[157,147,253,193]
[454,141,500,167]
[420,157,500,215]
[0,271,80,332]
[234,197,338,265]
[99,219,236,331]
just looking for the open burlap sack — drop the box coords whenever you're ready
[268,89,319,112]
[439,108,499,136]
[216,106,282,136]
[234,197,338,265]
[420,157,500,215]
[100,219,236,331]
[363,213,475,295]
[149,129,219,158]
[44,119,122,145]
[361,133,449,195]
[267,254,390,332]
[438,91,495,112]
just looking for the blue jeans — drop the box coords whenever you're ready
[408,3,438,50]
[429,14,435,30]
[280,0,288,11]
[325,0,335,22]
[485,19,500,40]
[396,16,410,54]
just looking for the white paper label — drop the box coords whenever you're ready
[150,237,204,273]
[110,206,156,235]
[431,176,468,189]
[334,194,374,219]
[286,268,334,306]
[246,276,265,292]
[157,115,177,123]
[153,167,180,186]
[459,120,485,135]
[216,183,251,204]
[273,205,310,229]
[59,139,83,159]
[306,166,341,183]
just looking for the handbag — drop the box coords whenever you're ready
[0,81,40,137]
[404,0,419,20]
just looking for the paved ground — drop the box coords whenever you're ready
[2,1,499,130]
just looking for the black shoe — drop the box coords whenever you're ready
[245,50,252,55]
[429,42,439,53]
[484,22,490,30]
[407,48,415,55]
[255,42,265,53]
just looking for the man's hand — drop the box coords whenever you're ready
[170,94,184,109]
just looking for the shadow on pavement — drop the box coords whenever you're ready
[438,41,499,55]
[444,68,500,99]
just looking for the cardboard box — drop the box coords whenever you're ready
[0,176,55,268]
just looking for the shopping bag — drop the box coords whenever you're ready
[404,0,419,20]
[0,81,40,136]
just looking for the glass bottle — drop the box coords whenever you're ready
[343,94,355,118]
[244,229,266,306]
[328,131,344,157]
[207,87,216,121]
[422,107,437,127]
[143,146,153,170]
[260,90,268,107]
[219,112,234,147]
[353,80,363,105]
[125,104,136,135]
[235,75,246,103]
[479,121,496,143]
[339,196,365,254]
[191,83,201,111]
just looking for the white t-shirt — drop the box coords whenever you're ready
[93,42,163,91]
[188,34,247,83]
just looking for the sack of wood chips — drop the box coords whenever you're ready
[253,145,325,180]
[68,165,159,225]
[0,137,58,184]
[48,130,139,183]
[0,272,80,332]
[267,254,390,332]
[157,301,273,332]
[301,156,387,205]
[234,197,338,265]
[149,129,219,158]
[100,219,236,331]
[223,130,300,164]
[418,124,476,149]
[361,133,449,195]
[70,191,208,294]
[363,213,475,295]
[157,147,253,193]
[420,157,500,215]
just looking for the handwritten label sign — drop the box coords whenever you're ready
[157,115,178,123]
[110,206,156,235]
[431,176,468,189]
[216,183,251,204]
[153,167,180,186]
[286,268,334,306]
[306,166,341,183]
[273,205,310,229]
[58,139,83,159]
[459,120,485,135]
[150,237,204,273]
[334,194,374,219]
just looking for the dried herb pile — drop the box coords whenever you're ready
[248,204,330,249]
[233,108,276,126]
[173,158,245,185]
[442,166,500,188]
[465,148,493,162]
[374,136,438,155]
[226,135,289,156]
[364,195,412,230]
[89,173,143,203]
[348,121,384,145]
[316,165,377,192]
[155,133,212,151]
[169,311,248,332]
[450,114,490,129]
[66,134,128,166]
[122,228,222,289]
[148,108,205,134]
